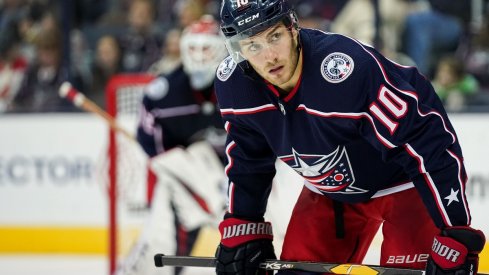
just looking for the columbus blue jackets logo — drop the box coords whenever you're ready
[145,77,169,100]
[279,147,366,194]
[320,52,354,83]
[217,56,237,81]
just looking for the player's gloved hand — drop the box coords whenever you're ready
[215,216,276,275]
[425,226,486,275]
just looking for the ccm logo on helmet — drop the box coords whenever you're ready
[432,238,461,262]
[238,13,260,26]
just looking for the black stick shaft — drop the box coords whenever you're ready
[154,254,428,274]
[154,255,489,275]
[155,254,217,268]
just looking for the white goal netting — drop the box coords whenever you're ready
[103,74,155,274]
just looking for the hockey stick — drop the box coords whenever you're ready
[58,82,135,141]
[154,254,431,275]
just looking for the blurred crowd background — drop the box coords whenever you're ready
[1,0,489,114]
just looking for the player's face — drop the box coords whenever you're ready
[238,23,300,88]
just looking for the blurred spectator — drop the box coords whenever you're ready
[155,0,179,29]
[379,0,428,63]
[95,0,131,27]
[0,20,28,112]
[432,55,479,112]
[147,28,182,76]
[70,27,92,89]
[9,27,84,112]
[290,0,345,30]
[119,0,163,72]
[465,10,489,89]
[0,0,25,30]
[72,0,109,28]
[328,0,417,66]
[403,0,471,77]
[155,0,216,30]
[291,0,345,23]
[16,1,48,63]
[88,35,123,109]
[174,0,205,28]
[330,0,375,45]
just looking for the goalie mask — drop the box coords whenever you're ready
[180,15,227,90]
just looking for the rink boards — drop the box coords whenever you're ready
[0,113,488,270]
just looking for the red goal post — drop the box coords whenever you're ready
[105,74,155,274]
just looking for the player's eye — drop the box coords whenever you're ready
[247,43,261,53]
[270,32,282,42]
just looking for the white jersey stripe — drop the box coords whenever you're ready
[371,181,414,198]
[228,182,235,213]
[224,119,236,214]
[296,104,396,149]
[225,140,236,176]
[224,121,231,133]
[447,149,471,223]
[220,104,277,115]
[151,104,200,118]
[405,143,452,226]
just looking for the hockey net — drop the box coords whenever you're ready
[104,74,155,274]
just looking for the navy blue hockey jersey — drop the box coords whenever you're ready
[214,28,471,229]
[137,66,225,157]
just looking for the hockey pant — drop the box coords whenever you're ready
[278,185,439,274]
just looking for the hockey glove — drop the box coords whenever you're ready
[426,226,486,275]
[215,217,276,275]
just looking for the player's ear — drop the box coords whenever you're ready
[291,28,300,49]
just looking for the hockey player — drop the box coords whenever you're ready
[214,1,486,275]
[137,15,227,158]
[115,16,228,275]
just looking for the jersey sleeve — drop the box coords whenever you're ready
[136,77,169,157]
[356,46,471,228]
[221,115,277,219]
[214,63,277,219]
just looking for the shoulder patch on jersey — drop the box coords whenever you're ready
[320,52,354,83]
[145,77,169,100]
[216,56,237,82]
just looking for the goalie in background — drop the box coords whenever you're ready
[115,15,228,275]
